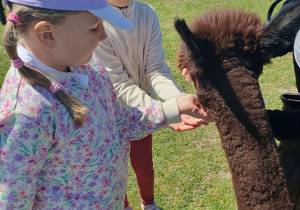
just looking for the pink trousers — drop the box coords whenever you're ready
[124,134,154,207]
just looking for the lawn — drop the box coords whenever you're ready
[0,0,295,209]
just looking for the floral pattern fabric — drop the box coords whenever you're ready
[0,54,166,209]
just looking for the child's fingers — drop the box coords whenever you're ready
[168,123,180,131]
[175,123,202,131]
[181,115,196,125]
[169,121,207,132]
[181,114,207,125]
[197,108,214,123]
[184,104,210,121]
[177,94,213,122]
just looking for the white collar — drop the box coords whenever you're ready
[294,30,300,68]
[17,42,89,86]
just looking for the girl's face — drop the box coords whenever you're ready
[51,11,106,70]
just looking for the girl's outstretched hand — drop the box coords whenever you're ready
[176,94,213,123]
[169,114,208,131]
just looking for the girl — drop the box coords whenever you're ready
[0,0,210,209]
[95,0,208,209]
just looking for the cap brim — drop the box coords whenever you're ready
[89,5,133,30]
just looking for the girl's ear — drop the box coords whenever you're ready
[34,21,55,50]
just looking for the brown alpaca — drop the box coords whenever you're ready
[175,6,300,209]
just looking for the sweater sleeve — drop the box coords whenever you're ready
[115,100,167,141]
[0,112,52,209]
[267,109,300,141]
[144,10,186,102]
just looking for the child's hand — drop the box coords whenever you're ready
[182,68,193,83]
[176,94,213,123]
[169,114,208,131]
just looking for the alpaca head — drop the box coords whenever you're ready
[177,9,265,76]
[175,4,300,120]
[176,9,267,122]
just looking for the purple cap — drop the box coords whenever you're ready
[4,0,133,30]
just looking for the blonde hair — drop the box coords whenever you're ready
[3,3,88,127]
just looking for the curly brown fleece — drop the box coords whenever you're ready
[176,9,293,209]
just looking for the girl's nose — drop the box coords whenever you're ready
[98,23,107,41]
[99,32,107,41]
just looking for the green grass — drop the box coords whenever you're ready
[0,1,295,209]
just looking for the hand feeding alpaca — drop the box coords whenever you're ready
[175,3,300,210]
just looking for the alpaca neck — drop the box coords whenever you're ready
[200,66,292,209]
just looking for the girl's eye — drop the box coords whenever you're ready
[91,27,99,33]
[91,24,100,33]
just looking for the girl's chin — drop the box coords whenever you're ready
[75,54,94,66]
[85,53,94,64]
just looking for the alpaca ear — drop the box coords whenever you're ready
[174,18,213,68]
[260,1,300,59]
[175,18,202,58]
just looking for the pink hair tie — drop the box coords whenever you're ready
[6,13,21,25]
[48,82,60,94]
[11,57,24,69]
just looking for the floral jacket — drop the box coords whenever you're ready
[0,54,168,209]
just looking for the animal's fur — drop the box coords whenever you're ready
[175,4,300,209]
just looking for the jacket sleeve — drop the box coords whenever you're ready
[144,10,186,101]
[267,109,300,141]
[110,90,166,141]
[0,112,52,209]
